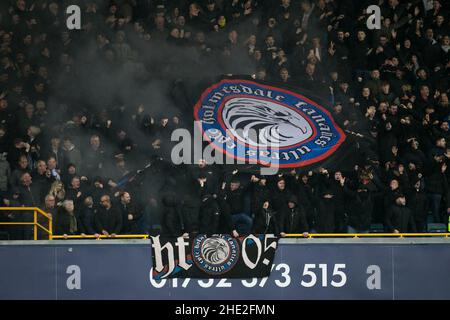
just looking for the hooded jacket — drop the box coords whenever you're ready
[385,203,416,233]
[161,194,184,236]
[280,196,309,234]
[254,206,280,234]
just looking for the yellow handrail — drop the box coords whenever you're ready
[286,233,450,238]
[0,207,52,218]
[0,207,53,240]
[53,233,450,240]
[1,207,449,240]
[52,234,149,240]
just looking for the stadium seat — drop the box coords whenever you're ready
[427,223,447,233]
[0,232,9,240]
[370,223,385,233]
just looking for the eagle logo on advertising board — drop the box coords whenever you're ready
[194,79,346,168]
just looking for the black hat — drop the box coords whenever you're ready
[288,195,298,205]
[230,176,240,184]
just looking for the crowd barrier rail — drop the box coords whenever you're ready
[0,207,52,240]
[1,207,449,240]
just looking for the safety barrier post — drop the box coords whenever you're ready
[33,210,37,241]
[49,215,53,240]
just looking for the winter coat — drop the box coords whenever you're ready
[280,205,309,234]
[161,194,184,236]
[347,190,373,231]
[181,196,200,234]
[254,208,280,234]
[54,208,79,236]
[424,162,447,195]
[94,206,123,234]
[79,207,96,234]
[270,188,292,213]
[18,183,41,207]
[224,187,247,215]
[118,201,142,234]
[385,204,416,233]
[0,155,10,192]
[406,188,428,232]
[315,197,336,233]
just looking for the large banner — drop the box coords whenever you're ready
[1,241,450,299]
[151,234,279,279]
[193,77,351,169]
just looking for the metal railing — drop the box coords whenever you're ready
[53,233,450,240]
[0,207,53,240]
[51,234,149,240]
[1,207,449,240]
[286,233,450,238]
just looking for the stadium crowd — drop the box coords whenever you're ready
[0,0,449,240]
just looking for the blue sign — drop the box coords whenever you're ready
[194,79,346,168]
[1,242,450,300]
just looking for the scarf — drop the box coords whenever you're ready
[68,211,77,234]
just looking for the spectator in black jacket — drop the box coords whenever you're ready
[254,200,280,235]
[118,191,142,234]
[95,195,122,237]
[297,172,315,228]
[279,196,309,237]
[331,171,348,233]
[346,184,373,233]
[222,178,253,235]
[18,172,41,207]
[384,178,403,213]
[385,194,416,233]
[161,193,184,237]
[66,176,85,208]
[79,196,96,236]
[313,169,336,233]
[181,195,200,235]
[250,175,270,217]
[31,160,53,202]
[198,193,234,235]
[407,179,428,232]
[425,153,447,223]
[270,177,292,213]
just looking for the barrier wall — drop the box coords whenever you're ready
[1,239,449,300]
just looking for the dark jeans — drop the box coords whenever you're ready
[231,213,253,235]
